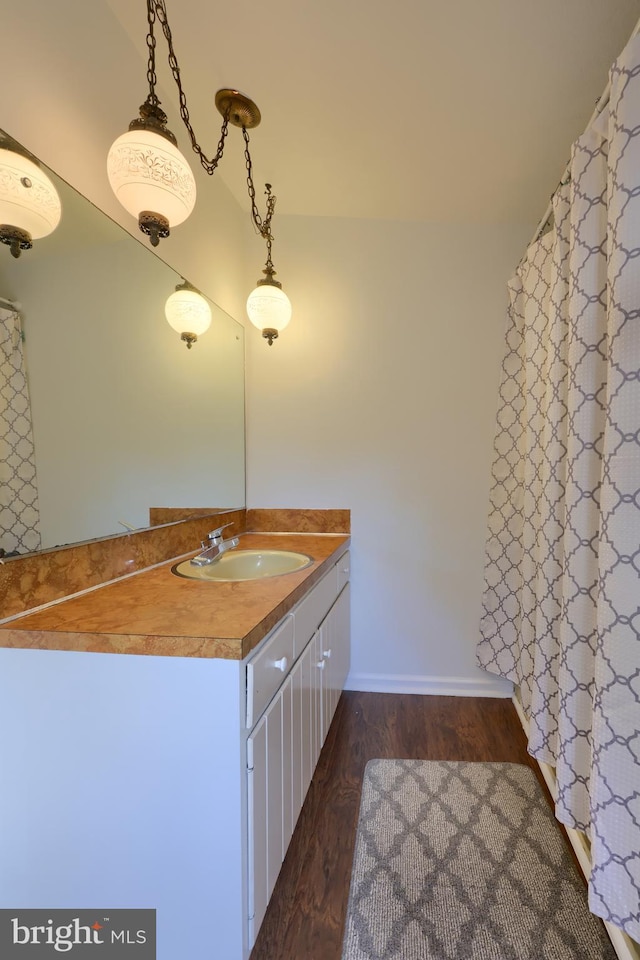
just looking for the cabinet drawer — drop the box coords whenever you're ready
[246,615,295,728]
[336,550,350,592]
[293,568,337,657]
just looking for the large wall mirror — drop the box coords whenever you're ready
[0,130,245,557]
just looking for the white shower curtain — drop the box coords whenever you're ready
[478,35,640,942]
[0,305,41,555]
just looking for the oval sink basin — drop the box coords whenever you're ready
[172,549,313,582]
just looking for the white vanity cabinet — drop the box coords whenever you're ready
[246,550,351,947]
[0,546,350,960]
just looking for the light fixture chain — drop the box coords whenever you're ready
[145,0,159,106]
[265,234,274,270]
[151,0,229,175]
[243,128,275,241]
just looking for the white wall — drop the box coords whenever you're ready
[245,216,529,695]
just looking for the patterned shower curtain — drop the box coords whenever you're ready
[0,305,41,556]
[478,35,640,942]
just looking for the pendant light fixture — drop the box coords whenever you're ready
[165,279,211,348]
[107,0,291,342]
[107,99,196,248]
[0,133,61,258]
[246,184,291,345]
[106,1,196,247]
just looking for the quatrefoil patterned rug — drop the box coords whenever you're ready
[341,760,616,960]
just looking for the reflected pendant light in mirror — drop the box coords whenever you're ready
[165,280,212,348]
[0,134,62,257]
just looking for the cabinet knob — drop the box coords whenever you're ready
[316,660,326,670]
[323,649,332,659]
[273,656,288,672]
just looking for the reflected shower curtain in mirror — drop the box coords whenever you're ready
[477,35,640,942]
[0,304,41,556]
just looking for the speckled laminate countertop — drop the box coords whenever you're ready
[0,532,350,660]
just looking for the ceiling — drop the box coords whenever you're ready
[79,1,640,229]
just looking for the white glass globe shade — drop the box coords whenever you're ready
[246,283,292,333]
[107,129,196,227]
[0,148,61,239]
[165,287,212,336]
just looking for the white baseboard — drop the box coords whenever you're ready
[344,672,513,698]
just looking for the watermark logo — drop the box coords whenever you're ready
[0,910,156,958]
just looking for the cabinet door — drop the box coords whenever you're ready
[281,675,293,857]
[289,636,315,833]
[316,584,351,742]
[266,694,283,898]
[333,583,351,696]
[291,651,304,828]
[313,629,325,764]
[247,713,268,944]
[291,629,324,816]
[301,633,316,803]
[247,688,286,947]
[328,605,341,722]
[319,616,336,739]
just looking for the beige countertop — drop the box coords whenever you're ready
[0,532,350,660]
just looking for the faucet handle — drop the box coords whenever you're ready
[206,522,234,543]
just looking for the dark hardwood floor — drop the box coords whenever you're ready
[250,691,545,960]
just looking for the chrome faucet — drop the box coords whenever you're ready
[190,523,240,566]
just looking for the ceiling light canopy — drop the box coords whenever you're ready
[108,0,291,342]
[0,133,61,258]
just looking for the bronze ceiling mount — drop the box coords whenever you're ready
[215,89,261,129]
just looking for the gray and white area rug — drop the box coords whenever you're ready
[341,760,616,960]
